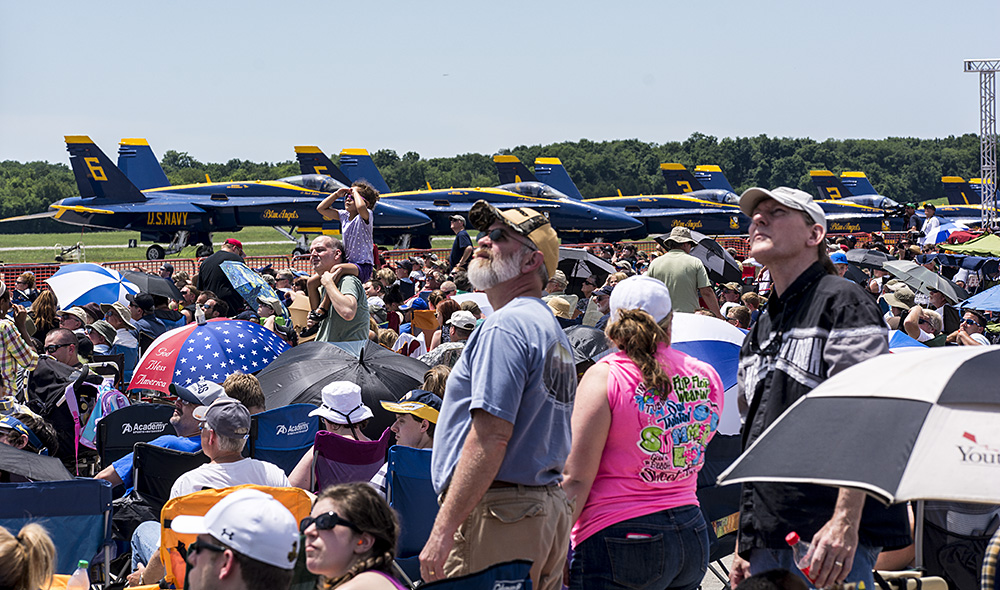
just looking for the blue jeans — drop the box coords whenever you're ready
[131,520,161,570]
[748,543,881,589]
[569,505,708,590]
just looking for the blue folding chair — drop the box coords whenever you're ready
[419,559,532,590]
[385,446,437,583]
[248,404,319,476]
[0,478,114,578]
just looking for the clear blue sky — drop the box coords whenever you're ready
[2,1,997,166]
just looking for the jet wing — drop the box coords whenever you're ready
[621,207,741,219]
[399,200,561,215]
[0,210,58,222]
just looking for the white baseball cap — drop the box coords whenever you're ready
[739,186,827,232]
[171,489,299,570]
[610,275,673,323]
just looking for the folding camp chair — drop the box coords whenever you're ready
[917,500,1000,590]
[159,484,314,589]
[695,433,743,586]
[385,446,437,583]
[313,427,391,492]
[91,353,125,389]
[248,403,319,476]
[97,403,176,466]
[131,442,208,514]
[419,559,533,590]
[0,479,114,579]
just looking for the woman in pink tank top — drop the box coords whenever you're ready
[563,276,724,590]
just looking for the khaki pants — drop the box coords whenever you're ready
[444,484,572,590]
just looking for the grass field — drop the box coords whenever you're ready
[0,227,458,265]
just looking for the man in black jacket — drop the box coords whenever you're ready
[731,187,910,590]
[196,239,246,315]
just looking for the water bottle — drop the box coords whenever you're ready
[66,560,89,590]
[785,531,814,578]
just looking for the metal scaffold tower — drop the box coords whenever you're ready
[964,59,1000,230]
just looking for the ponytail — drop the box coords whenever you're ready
[0,523,56,590]
[606,309,673,400]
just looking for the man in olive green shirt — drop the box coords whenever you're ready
[646,227,722,318]
[309,236,370,355]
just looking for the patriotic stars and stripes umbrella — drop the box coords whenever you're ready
[128,318,289,394]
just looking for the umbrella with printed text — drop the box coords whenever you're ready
[127,319,289,393]
[718,346,1000,505]
[44,263,139,308]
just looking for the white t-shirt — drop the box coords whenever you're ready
[170,457,289,499]
[970,332,990,346]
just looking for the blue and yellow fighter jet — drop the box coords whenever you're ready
[48,137,433,260]
[809,170,908,232]
[494,157,748,236]
[295,146,644,246]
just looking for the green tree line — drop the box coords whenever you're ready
[0,133,983,234]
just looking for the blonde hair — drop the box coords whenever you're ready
[605,309,673,399]
[0,523,56,590]
[421,364,451,396]
[314,483,398,588]
[377,328,398,349]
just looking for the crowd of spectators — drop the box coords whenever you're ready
[2,186,1000,590]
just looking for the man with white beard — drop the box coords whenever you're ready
[420,201,577,590]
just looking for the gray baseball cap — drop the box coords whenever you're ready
[740,186,827,232]
[193,396,250,439]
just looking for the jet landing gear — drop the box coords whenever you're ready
[144,231,213,260]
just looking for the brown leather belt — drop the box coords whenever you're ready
[488,480,555,490]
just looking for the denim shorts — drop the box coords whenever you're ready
[569,504,708,590]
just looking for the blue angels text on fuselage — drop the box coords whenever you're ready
[52,136,432,259]
[294,147,644,245]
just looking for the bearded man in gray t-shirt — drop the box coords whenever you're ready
[420,201,576,590]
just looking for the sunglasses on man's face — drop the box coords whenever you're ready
[962,318,981,328]
[300,511,362,534]
[44,342,73,354]
[188,538,227,556]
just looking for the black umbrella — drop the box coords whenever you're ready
[563,325,610,366]
[256,341,429,438]
[654,231,743,284]
[123,271,183,300]
[843,262,870,287]
[558,247,615,296]
[0,442,73,481]
[846,248,892,270]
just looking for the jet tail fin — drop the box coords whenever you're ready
[65,136,146,202]
[338,149,391,194]
[660,163,704,194]
[809,170,851,199]
[534,157,583,200]
[942,176,983,205]
[839,172,876,196]
[117,138,170,190]
[294,146,353,186]
[493,155,537,184]
[693,165,734,192]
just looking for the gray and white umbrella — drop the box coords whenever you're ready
[883,259,969,303]
[717,346,1000,506]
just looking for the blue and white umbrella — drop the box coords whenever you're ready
[921,220,968,246]
[671,313,747,435]
[888,329,927,353]
[44,263,139,308]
